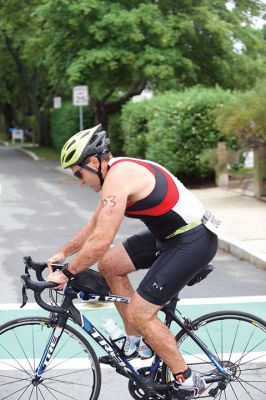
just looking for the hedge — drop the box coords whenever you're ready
[121,87,232,180]
[51,102,94,151]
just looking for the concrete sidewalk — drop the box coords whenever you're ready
[192,188,266,269]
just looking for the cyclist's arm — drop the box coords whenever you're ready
[58,200,102,257]
[67,174,129,275]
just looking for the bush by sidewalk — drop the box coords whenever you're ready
[121,87,232,182]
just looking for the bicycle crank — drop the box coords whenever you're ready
[128,367,164,400]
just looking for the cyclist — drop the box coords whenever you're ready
[47,124,218,400]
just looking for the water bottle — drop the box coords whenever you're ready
[101,318,136,356]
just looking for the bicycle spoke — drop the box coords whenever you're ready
[12,329,34,373]
[44,368,90,381]
[204,325,220,361]
[229,382,239,400]
[45,350,88,373]
[229,320,240,363]
[234,379,254,400]
[221,320,223,362]
[37,385,46,400]
[28,384,35,400]
[237,376,266,395]
[1,382,32,400]
[41,381,83,400]
[45,376,90,387]
[41,383,57,399]
[32,325,36,372]
[52,336,71,359]
[238,351,266,366]
[0,376,31,386]
[0,352,32,378]
[241,365,266,372]
[0,318,100,400]
[236,339,266,366]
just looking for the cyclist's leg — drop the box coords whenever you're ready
[98,230,158,335]
[99,243,137,334]
[127,225,218,374]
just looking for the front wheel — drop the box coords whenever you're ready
[0,316,101,400]
[165,311,266,399]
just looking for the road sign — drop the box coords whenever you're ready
[73,86,89,106]
[12,129,24,143]
[53,97,62,109]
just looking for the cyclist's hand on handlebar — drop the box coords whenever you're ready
[46,270,68,290]
[47,252,66,274]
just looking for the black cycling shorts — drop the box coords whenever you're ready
[123,224,218,306]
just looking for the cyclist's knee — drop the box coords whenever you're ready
[98,254,112,277]
[127,295,159,331]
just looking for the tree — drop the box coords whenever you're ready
[0,0,265,142]
[216,80,266,198]
[37,0,266,128]
[0,0,67,144]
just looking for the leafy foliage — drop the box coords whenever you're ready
[0,0,265,144]
[216,80,266,147]
[121,87,232,179]
[51,103,94,151]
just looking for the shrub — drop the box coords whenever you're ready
[216,80,266,148]
[121,87,232,180]
[51,102,94,151]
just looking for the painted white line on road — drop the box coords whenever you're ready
[1,352,265,371]
[1,296,266,311]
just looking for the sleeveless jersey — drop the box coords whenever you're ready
[108,157,205,239]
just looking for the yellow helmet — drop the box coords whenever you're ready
[60,124,110,169]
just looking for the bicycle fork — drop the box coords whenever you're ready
[32,319,65,385]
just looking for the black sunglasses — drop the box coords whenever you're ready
[73,167,83,180]
[73,164,98,180]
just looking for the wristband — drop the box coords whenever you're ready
[62,264,76,280]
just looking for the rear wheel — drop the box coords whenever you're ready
[164,311,266,399]
[0,316,101,400]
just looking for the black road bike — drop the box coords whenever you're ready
[0,256,265,400]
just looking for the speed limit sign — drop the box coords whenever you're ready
[73,86,89,106]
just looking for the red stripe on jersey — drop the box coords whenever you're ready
[109,158,179,216]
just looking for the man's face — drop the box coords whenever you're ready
[71,158,102,192]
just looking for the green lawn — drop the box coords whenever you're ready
[21,145,60,161]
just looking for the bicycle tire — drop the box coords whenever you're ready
[0,316,102,400]
[163,310,266,399]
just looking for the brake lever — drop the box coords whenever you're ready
[20,282,29,308]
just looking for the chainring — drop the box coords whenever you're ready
[128,367,163,400]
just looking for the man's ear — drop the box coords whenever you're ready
[88,156,98,166]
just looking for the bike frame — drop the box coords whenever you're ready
[33,285,229,393]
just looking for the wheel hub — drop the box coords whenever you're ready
[221,360,240,380]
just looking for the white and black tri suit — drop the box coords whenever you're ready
[108,157,218,305]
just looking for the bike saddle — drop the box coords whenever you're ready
[187,263,214,286]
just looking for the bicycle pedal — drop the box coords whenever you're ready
[99,355,117,367]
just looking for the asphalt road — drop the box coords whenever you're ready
[1,146,266,400]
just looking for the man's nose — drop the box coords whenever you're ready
[79,179,85,186]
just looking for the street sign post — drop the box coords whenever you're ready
[73,86,89,131]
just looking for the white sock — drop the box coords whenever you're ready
[129,335,141,344]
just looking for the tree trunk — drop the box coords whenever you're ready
[90,99,109,129]
[254,144,266,199]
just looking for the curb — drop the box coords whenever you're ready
[218,234,266,270]
[15,147,39,161]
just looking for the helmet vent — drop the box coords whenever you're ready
[66,140,75,150]
[81,130,92,139]
[65,150,75,163]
